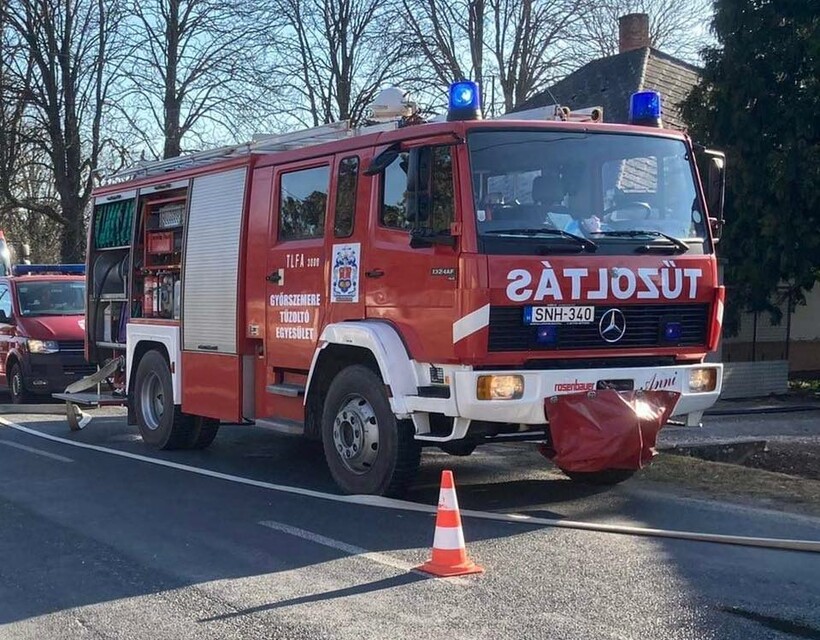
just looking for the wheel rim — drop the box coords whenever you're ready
[11,371,21,399]
[333,395,380,475]
[140,371,165,431]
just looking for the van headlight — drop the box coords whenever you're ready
[27,339,59,354]
[477,375,524,400]
[689,367,717,392]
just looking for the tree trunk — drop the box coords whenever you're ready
[60,209,86,263]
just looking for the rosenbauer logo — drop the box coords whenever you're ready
[553,380,595,393]
[506,261,703,302]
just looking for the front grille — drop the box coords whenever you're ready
[57,340,85,352]
[488,304,709,352]
[64,364,97,376]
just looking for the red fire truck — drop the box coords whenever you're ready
[62,83,726,496]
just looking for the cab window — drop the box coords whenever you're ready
[278,165,330,240]
[334,156,359,238]
[380,146,454,232]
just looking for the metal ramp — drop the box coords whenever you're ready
[52,358,126,430]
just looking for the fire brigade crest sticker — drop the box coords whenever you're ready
[331,243,360,303]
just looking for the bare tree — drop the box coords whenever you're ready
[0,0,125,262]
[119,0,283,159]
[399,0,486,99]
[579,0,713,63]
[488,0,588,113]
[274,0,414,127]
[398,0,590,115]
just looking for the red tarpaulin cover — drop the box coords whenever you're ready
[543,390,681,472]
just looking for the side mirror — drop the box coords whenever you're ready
[0,310,12,323]
[409,227,456,249]
[702,149,725,226]
[364,144,400,175]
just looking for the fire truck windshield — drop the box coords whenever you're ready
[468,129,708,255]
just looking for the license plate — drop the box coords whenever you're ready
[524,305,594,325]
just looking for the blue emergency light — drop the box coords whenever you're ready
[662,321,682,343]
[629,90,662,127]
[447,80,482,122]
[12,264,85,276]
[535,324,559,346]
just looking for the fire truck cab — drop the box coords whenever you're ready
[77,84,726,496]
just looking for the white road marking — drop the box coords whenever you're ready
[0,417,818,553]
[0,439,74,462]
[258,520,468,584]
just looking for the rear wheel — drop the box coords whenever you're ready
[561,468,636,485]
[186,417,220,449]
[321,365,420,496]
[134,350,197,449]
[9,363,31,404]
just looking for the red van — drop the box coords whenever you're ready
[0,265,90,403]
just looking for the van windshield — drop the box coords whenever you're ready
[468,129,707,255]
[16,280,86,317]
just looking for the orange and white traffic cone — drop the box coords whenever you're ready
[417,470,483,577]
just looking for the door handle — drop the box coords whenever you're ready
[365,268,385,278]
[266,271,282,283]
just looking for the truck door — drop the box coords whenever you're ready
[265,160,330,375]
[363,143,460,360]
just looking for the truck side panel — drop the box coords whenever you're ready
[180,351,241,421]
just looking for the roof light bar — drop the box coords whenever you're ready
[12,264,85,276]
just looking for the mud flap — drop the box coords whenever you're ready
[543,390,680,472]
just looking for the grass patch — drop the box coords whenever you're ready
[789,378,820,393]
[641,453,820,517]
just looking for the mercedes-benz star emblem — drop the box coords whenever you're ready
[599,308,626,343]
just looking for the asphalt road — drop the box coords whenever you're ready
[1,408,819,640]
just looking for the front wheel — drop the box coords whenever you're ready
[560,468,636,485]
[321,365,420,496]
[9,363,32,404]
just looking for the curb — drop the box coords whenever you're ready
[0,404,66,415]
[705,405,820,417]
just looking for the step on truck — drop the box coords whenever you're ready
[61,83,726,496]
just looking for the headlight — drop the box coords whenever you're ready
[477,375,524,400]
[689,367,717,392]
[27,339,59,354]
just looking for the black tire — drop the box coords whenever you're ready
[133,350,196,449]
[186,417,220,449]
[561,468,636,485]
[321,365,420,496]
[9,363,32,404]
[439,440,478,457]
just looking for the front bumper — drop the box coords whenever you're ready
[21,353,96,394]
[451,364,722,425]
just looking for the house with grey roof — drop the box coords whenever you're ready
[517,13,699,130]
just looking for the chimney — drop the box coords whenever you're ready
[618,13,650,53]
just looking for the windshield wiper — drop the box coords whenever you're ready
[483,228,597,252]
[590,230,688,253]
